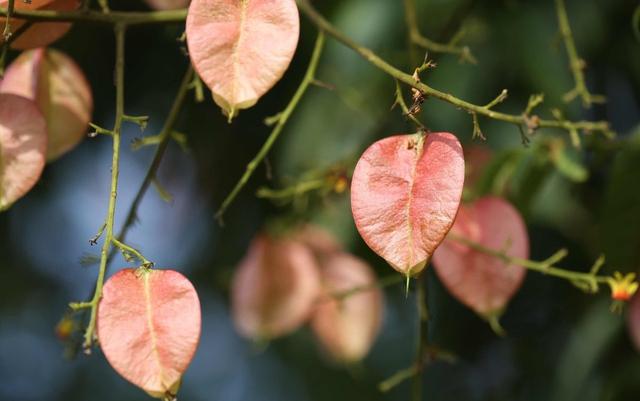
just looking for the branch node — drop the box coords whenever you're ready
[88,122,114,137]
[122,114,149,131]
[484,89,508,109]
[471,112,485,140]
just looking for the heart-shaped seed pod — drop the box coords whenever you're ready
[311,252,383,362]
[0,94,47,211]
[433,196,528,318]
[0,48,93,161]
[231,234,320,340]
[97,268,201,399]
[186,0,300,121]
[351,132,465,277]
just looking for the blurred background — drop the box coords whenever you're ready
[1,0,640,400]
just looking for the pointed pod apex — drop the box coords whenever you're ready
[351,132,465,275]
[485,311,507,337]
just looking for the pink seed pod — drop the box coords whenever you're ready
[231,234,321,340]
[0,94,47,211]
[433,196,528,317]
[293,224,343,257]
[0,0,80,50]
[311,252,383,363]
[0,48,93,161]
[186,0,300,120]
[97,268,201,400]
[351,132,465,277]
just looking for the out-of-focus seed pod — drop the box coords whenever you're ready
[0,94,47,211]
[231,235,320,340]
[0,0,80,50]
[0,48,93,161]
[293,224,343,256]
[311,253,383,362]
[433,196,528,318]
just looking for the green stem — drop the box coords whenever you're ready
[1,0,13,39]
[412,274,428,401]
[115,65,194,247]
[297,0,613,139]
[554,0,605,107]
[81,23,126,351]
[332,273,405,301]
[111,238,152,266]
[256,178,326,200]
[0,8,187,25]
[215,31,326,223]
[403,0,476,63]
[394,80,426,129]
[448,233,609,291]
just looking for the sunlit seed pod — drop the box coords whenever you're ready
[0,94,48,211]
[186,0,300,121]
[0,48,93,161]
[350,132,465,277]
[97,268,201,400]
[433,196,528,317]
[231,234,321,340]
[0,0,80,50]
[311,252,383,363]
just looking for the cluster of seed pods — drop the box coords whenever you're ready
[232,225,384,363]
[0,1,92,210]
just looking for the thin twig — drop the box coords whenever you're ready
[297,0,613,140]
[78,22,127,351]
[554,0,605,107]
[412,275,429,401]
[393,79,426,129]
[115,65,195,247]
[403,0,476,63]
[0,8,187,25]
[214,31,326,223]
[448,233,609,292]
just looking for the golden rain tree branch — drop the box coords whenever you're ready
[115,65,195,248]
[296,0,613,140]
[403,0,476,64]
[554,0,605,107]
[70,22,128,352]
[0,8,187,25]
[215,31,326,223]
